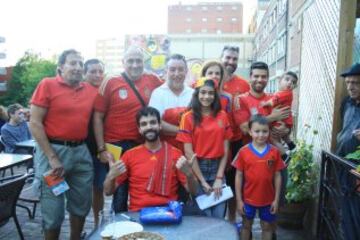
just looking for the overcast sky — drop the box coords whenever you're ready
[0,0,257,65]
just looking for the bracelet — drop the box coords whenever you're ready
[97,146,106,153]
[216,176,223,180]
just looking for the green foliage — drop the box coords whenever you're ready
[345,146,360,164]
[0,52,56,106]
[285,125,318,203]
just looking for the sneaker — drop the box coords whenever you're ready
[234,221,242,232]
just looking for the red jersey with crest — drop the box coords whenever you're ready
[233,92,272,126]
[176,110,233,159]
[116,143,187,211]
[94,74,162,142]
[268,89,293,127]
[232,143,285,206]
[222,75,250,141]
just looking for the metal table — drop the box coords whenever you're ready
[15,139,36,149]
[87,211,239,240]
[0,153,33,171]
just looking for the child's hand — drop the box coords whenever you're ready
[260,101,267,107]
[237,200,245,215]
[201,181,213,195]
[270,200,279,214]
[212,179,223,199]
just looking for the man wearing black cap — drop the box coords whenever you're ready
[335,63,360,240]
[336,63,360,157]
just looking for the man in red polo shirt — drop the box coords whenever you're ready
[104,107,198,211]
[93,46,162,212]
[30,49,94,240]
[220,45,250,222]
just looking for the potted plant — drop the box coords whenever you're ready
[277,125,318,229]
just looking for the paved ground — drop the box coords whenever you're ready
[0,165,310,240]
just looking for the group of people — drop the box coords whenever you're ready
[25,42,360,240]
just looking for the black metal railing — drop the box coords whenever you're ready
[317,151,360,240]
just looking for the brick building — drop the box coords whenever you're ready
[168,2,243,34]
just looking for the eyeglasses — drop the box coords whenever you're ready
[222,45,239,53]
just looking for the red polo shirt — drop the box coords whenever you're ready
[116,143,187,211]
[222,75,250,141]
[94,74,162,142]
[176,110,233,159]
[30,76,95,141]
[232,143,285,206]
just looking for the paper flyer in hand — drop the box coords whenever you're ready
[43,171,69,196]
[195,185,233,210]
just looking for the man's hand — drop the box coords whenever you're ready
[269,106,290,122]
[107,158,127,179]
[176,155,193,177]
[99,150,114,163]
[353,129,360,141]
[212,179,223,199]
[237,200,245,215]
[270,199,279,214]
[271,121,290,139]
[49,155,64,178]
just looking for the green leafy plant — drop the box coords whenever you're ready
[285,124,318,203]
[345,146,360,164]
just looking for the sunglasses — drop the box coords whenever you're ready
[223,45,239,53]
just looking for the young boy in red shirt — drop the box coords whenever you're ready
[261,71,298,159]
[233,114,285,240]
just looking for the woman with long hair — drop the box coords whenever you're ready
[177,78,233,218]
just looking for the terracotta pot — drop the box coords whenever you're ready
[277,202,308,229]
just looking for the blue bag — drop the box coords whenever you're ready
[139,201,183,224]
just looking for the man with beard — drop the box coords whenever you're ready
[93,46,162,212]
[233,62,290,138]
[104,107,198,211]
[30,49,94,240]
[220,45,250,223]
[149,54,194,150]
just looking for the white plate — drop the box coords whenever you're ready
[101,221,144,238]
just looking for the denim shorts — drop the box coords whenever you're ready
[92,155,109,189]
[243,203,276,222]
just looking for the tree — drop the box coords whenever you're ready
[0,52,56,107]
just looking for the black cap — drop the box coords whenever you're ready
[341,63,360,77]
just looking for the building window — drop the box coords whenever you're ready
[186,6,192,11]
[231,17,237,22]
[202,17,208,22]
[201,29,207,33]
[216,6,223,11]
[186,29,192,33]
[202,6,208,11]
[231,6,238,10]
[216,29,222,34]
[216,17,223,22]
[186,18,192,22]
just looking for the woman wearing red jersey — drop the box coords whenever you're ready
[177,78,233,218]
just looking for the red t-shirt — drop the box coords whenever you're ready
[176,110,233,159]
[232,143,285,206]
[94,74,162,142]
[233,92,272,126]
[161,107,188,151]
[30,76,95,140]
[222,75,250,141]
[116,143,187,211]
[269,90,293,127]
